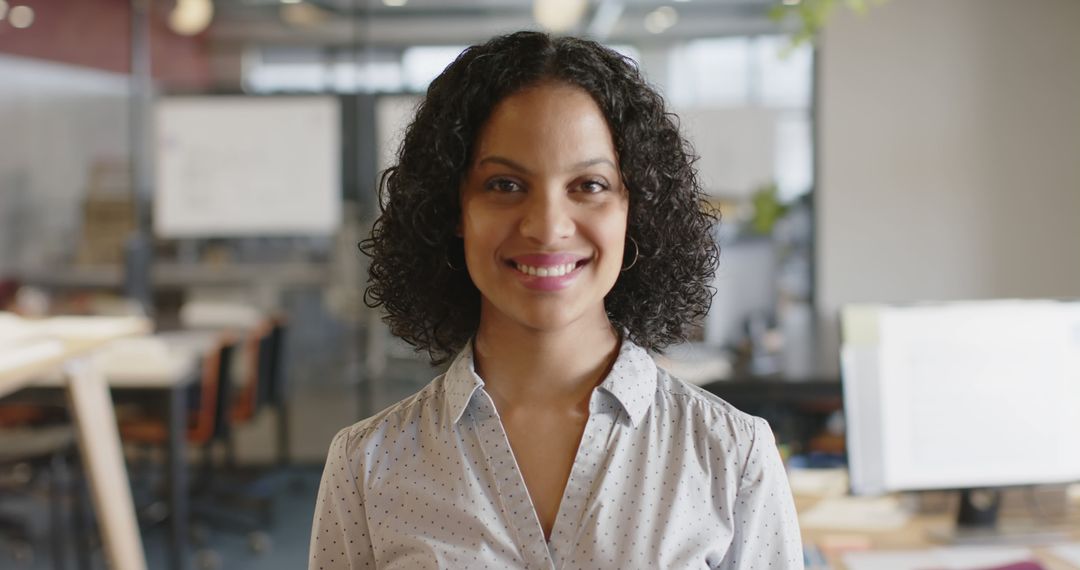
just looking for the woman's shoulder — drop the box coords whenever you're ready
[329,374,448,452]
[651,366,783,484]
[652,365,765,437]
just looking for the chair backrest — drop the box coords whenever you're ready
[264,318,287,405]
[210,340,236,441]
[232,319,274,423]
[187,336,236,445]
[230,315,288,424]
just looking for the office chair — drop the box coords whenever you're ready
[188,316,289,554]
[115,334,237,569]
[118,334,236,463]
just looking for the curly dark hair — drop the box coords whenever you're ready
[360,31,719,364]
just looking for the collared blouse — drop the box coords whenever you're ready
[310,339,803,569]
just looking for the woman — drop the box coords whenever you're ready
[311,31,802,569]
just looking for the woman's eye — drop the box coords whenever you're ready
[579,179,609,194]
[485,178,523,193]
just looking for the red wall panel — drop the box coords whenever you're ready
[0,0,211,88]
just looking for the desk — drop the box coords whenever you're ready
[701,375,842,456]
[0,315,151,570]
[50,331,208,570]
[14,262,329,310]
[14,262,330,289]
[795,484,1080,569]
[20,328,207,570]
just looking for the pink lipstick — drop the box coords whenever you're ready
[506,253,590,291]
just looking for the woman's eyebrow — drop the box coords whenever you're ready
[571,157,617,171]
[476,156,532,174]
[476,155,617,173]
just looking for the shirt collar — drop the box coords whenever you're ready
[442,337,658,427]
[443,340,486,426]
[595,338,657,427]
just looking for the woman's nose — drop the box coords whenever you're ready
[519,191,574,244]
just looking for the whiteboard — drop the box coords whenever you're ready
[154,96,341,237]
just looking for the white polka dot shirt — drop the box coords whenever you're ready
[310,339,804,569]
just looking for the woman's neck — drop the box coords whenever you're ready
[472,313,621,412]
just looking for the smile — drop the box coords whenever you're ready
[505,255,590,291]
[513,262,577,277]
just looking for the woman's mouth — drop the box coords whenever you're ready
[512,261,580,277]
[505,256,590,290]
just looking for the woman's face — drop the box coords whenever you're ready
[459,81,629,335]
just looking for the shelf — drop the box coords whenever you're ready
[12,262,331,289]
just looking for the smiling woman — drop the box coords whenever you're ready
[311,31,804,570]
[361,32,718,364]
[460,82,629,336]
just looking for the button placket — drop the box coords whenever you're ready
[472,390,555,570]
[548,396,618,568]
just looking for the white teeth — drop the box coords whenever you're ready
[515,262,577,277]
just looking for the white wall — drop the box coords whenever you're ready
[816,0,1080,372]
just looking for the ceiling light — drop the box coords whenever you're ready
[783,0,801,5]
[168,0,214,36]
[9,4,33,28]
[533,0,588,33]
[0,1,9,22]
[643,6,677,34]
[383,0,408,6]
[280,0,302,4]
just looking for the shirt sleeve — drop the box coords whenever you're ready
[718,417,804,570]
[309,427,376,569]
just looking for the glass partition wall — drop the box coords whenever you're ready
[235,0,816,390]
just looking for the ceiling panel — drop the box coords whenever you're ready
[209,0,786,48]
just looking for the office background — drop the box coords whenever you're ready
[1,0,1079,567]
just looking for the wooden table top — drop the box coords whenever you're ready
[0,315,152,397]
[797,490,1080,569]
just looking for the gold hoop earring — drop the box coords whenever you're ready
[621,237,639,272]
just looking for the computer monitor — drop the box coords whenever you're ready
[841,299,1080,541]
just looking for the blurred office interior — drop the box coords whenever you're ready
[1,0,1079,568]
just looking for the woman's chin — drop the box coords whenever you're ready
[479,300,603,337]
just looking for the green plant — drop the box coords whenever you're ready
[750,183,788,235]
[769,0,887,50]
